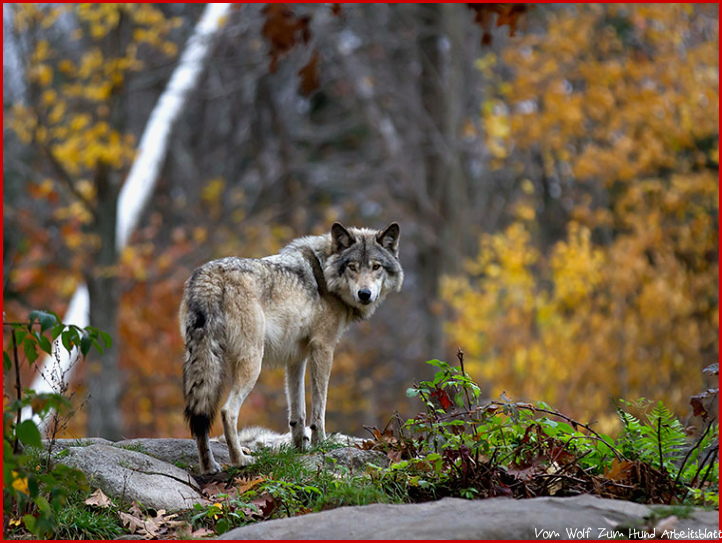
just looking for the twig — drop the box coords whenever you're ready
[680,445,719,503]
[696,446,719,493]
[673,421,713,493]
[456,347,473,415]
[524,406,626,461]
[690,446,718,488]
[12,329,22,454]
[657,415,665,472]
[531,473,590,486]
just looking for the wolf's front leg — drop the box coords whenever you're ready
[285,359,308,450]
[309,346,334,446]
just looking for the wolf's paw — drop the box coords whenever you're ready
[202,459,223,474]
[233,453,255,467]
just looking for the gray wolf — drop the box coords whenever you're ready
[181,222,403,473]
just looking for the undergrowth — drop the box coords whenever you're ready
[361,351,719,507]
[186,354,718,538]
[185,440,403,535]
[4,309,718,540]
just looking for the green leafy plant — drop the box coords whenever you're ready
[3,310,110,538]
[371,353,719,506]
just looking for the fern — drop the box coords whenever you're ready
[642,401,687,473]
[615,400,648,461]
[616,399,687,474]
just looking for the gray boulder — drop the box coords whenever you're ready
[219,494,720,540]
[55,444,206,511]
[305,447,389,472]
[113,438,231,474]
[42,437,114,453]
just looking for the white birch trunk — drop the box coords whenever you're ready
[26,3,232,429]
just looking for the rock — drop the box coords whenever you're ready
[42,437,114,453]
[113,438,230,474]
[219,494,720,540]
[304,447,389,472]
[55,444,206,511]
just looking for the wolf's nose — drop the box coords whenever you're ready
[358,289,372,303]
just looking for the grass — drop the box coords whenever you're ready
[182,442,404,535]
[117,442,148,454]
[241,442,405,511]
[55,501,124,540]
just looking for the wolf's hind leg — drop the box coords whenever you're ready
[221,351,262,466]
[194,426,222,474]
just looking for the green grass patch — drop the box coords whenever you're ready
[55,500,124,540]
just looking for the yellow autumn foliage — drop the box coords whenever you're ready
[6,4,178,180]
[445,4,718,434]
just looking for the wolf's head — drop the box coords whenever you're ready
[324,222,404,319]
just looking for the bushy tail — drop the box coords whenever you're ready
[182,280,226,439]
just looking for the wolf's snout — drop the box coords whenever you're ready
[357,288,372,304]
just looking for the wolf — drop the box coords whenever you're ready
[181,222,403,473]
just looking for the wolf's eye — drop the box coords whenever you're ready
[348,263,358,272]
[372,264,381,271]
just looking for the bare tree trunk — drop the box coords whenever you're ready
[85,164,123,439]
[417,3,467,360]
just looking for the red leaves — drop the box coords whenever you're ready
[260,4,320,95]
[297,50,320,97]
[467,3,530,46]
[431,386,453,411]
[261,4,310,73]
[260,3,529,95]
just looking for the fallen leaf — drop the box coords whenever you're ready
[605,459,635,482]
[201,480,236,500]
[119,511,146,534]
[387,450,402,463]
[85,488,112,508]
[233,475,267,496]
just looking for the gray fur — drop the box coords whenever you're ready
[181,222,403,473]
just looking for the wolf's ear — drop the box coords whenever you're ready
[331,222,355,252]
[376,222,400,255]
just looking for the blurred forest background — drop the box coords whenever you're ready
[3,4,718,441]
